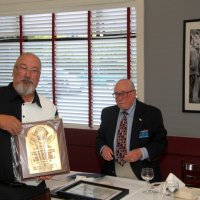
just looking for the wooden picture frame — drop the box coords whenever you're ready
[17,118,70,179]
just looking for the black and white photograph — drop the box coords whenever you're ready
[183,19,200,112]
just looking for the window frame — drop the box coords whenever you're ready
[0,0,144,130]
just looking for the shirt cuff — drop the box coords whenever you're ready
[140,147,149,160]
[100,145,106,155]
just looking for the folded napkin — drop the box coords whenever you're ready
[162,173,185,195]
[166,173,185,189]
[175,187,200,200]
[162,174,200,199]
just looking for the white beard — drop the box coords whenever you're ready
[14,81,35,96]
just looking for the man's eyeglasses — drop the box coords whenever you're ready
[15,65,40,75]
[112,90,134,98]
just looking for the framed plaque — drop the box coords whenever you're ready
[56,180,129,200]
[17,118,70,179]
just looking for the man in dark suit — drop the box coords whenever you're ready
[96,79,167,182]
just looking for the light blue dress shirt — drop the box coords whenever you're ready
[114,101,149,160]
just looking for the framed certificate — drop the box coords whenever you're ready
[17,118,70,179]
[56,180,129,200]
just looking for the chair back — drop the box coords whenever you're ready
[181,160,200,188]
[31,188,51,200]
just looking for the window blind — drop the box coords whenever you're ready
[22,14,53,100]
[130,7,137,88]
[0,7,137,127]
[0,16,20,86]
[55,11,89,124]
[91,8,128,125]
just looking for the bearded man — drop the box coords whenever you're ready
[0,53,58,199]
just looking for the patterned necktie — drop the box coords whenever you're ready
[116,112,128,166]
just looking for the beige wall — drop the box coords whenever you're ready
[0,0,135,16]
[144,0,200,137]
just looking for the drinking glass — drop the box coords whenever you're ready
[141,168,154,193]
[165,180,179,196]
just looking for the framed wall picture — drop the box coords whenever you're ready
[183,19,200,112]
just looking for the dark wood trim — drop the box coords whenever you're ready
[65,128,102,173]
[160,136,200,179]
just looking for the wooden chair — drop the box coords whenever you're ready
[181,160,200,188]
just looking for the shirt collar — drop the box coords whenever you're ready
[8,82,42,108]
[32,92,42,107]
[120,100,136,115]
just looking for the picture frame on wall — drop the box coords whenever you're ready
[183,19,200,112]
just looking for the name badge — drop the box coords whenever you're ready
[139,130,149,138]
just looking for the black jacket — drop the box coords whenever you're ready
[96,100,167,182]
[0,83,43,183]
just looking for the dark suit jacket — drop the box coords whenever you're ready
[96,100,167,182]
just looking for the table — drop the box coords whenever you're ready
[45,171,173,200]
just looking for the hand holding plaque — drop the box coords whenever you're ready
[17,118,70,179]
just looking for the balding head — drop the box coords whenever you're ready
[113,79,136,110]
[12,53,41,99]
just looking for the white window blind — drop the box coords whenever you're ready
[0,16,20,86]
[23,14,52,37]
[91,8,128,125]
[23,41,53,100]
[0,7,137,127]
[55,11,89,124]
[0,16,19,39]
[22,14,53,100]
[130,7,137,88]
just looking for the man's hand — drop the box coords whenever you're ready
[102,145,114,161]
[124,148,142,162]
[36,175,52,181]
[0,114,22,135]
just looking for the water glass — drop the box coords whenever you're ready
[141,168,154,193]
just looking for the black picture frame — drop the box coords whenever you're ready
[183,19,200,112]
[56,180,129,200]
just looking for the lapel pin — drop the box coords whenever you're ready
[139,118,142,121]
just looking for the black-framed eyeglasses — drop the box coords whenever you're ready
[112,90,134,98]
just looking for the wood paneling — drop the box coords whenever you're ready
[160,136,200,180]
[65,128,102,173]
[65,128,200,180]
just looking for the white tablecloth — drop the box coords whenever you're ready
[45,171,173,200]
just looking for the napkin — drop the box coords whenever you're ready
[166,173,185,189]
[162,173,185,195]
[162,174,200,200]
